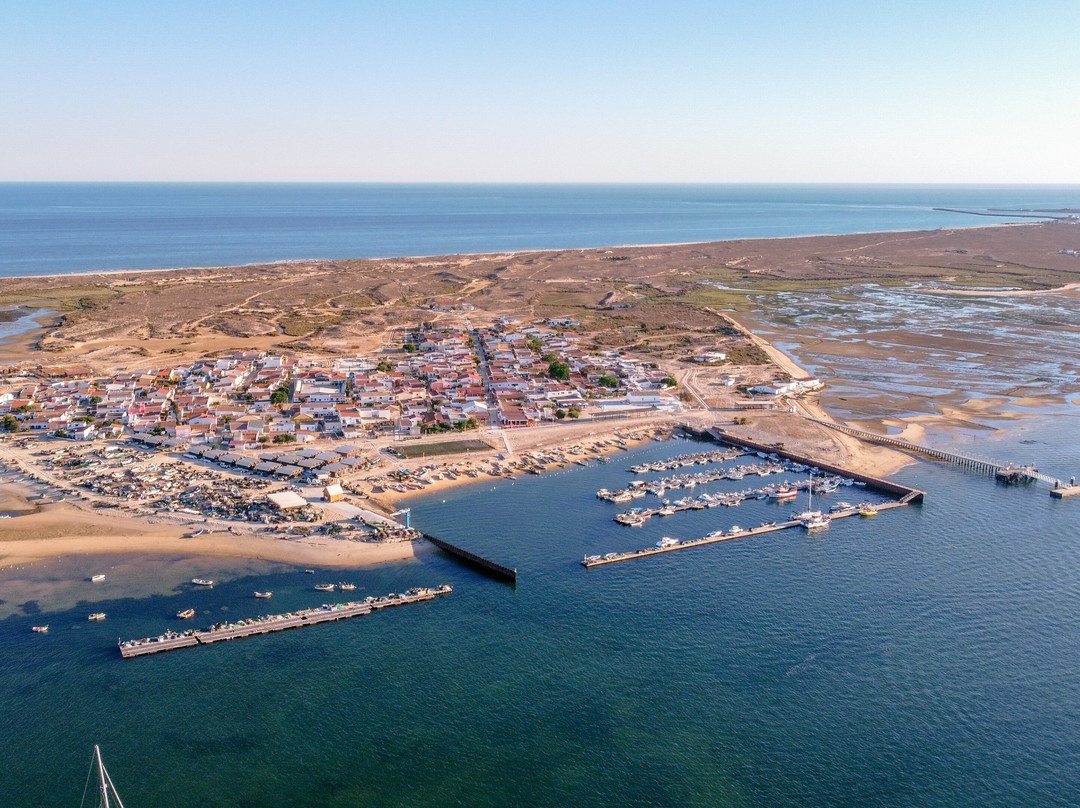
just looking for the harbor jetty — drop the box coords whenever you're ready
[118,586,451,658]
[423,533,517,582]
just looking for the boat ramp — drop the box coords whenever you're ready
[119,586,451,658]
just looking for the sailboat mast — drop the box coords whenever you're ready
[95,746,110,808]
[93,745,126,808]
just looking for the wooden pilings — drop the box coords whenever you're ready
[423,533,518,582]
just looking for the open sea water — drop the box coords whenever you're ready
[2,183,1080,277]
[2,425,1079,807]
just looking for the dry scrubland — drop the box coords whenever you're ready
[3,221,1079,376]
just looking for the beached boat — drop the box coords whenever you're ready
[191,578,213,587]
[90,574,106,583]
[177,608,196,619]
[314,583,335,592]
[254,591,272,598]
[88,612,106,621]
[32,625,49,633]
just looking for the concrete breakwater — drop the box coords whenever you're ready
[118,586,451,658]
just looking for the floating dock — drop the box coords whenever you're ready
[119,586,450,658]
[423,533,517,582]
[1051,485,1080,499]
[582,502,909,567]
[691,426,926,502]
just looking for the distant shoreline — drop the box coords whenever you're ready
[1,220,1041,282]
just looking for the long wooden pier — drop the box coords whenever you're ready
[582,502,908,568]
[803,417,1060,485]
[119,587,450,658]
[423,533,517,582]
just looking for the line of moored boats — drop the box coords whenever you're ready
[119,586,452,653]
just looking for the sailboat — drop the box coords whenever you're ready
[82,745,125,808]
[793,473,831,530]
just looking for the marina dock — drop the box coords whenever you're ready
[582,502,909,568]
[694,426,926,502]
[119,586,451,658]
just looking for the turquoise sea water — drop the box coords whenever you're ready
[2,423,1079,807]
[2,183,1080,277]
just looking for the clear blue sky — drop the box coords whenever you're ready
[3,1,1079,182]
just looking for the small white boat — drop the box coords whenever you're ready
[314,583,335,592]
[32,625,49,633]
[338,583,356,591]
[254,591,273,598]
[90,574,106,583]
[191,578,214,586]
[88,612,106,621]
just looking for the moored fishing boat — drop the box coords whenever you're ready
[88,612,106,621]
[191,578,213,586]
[338,582,357,591]
[177,608,196,619]
[859,503,879,517]
[315,583,335,592]
[254,591,273,598]
[770,486,798,500]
